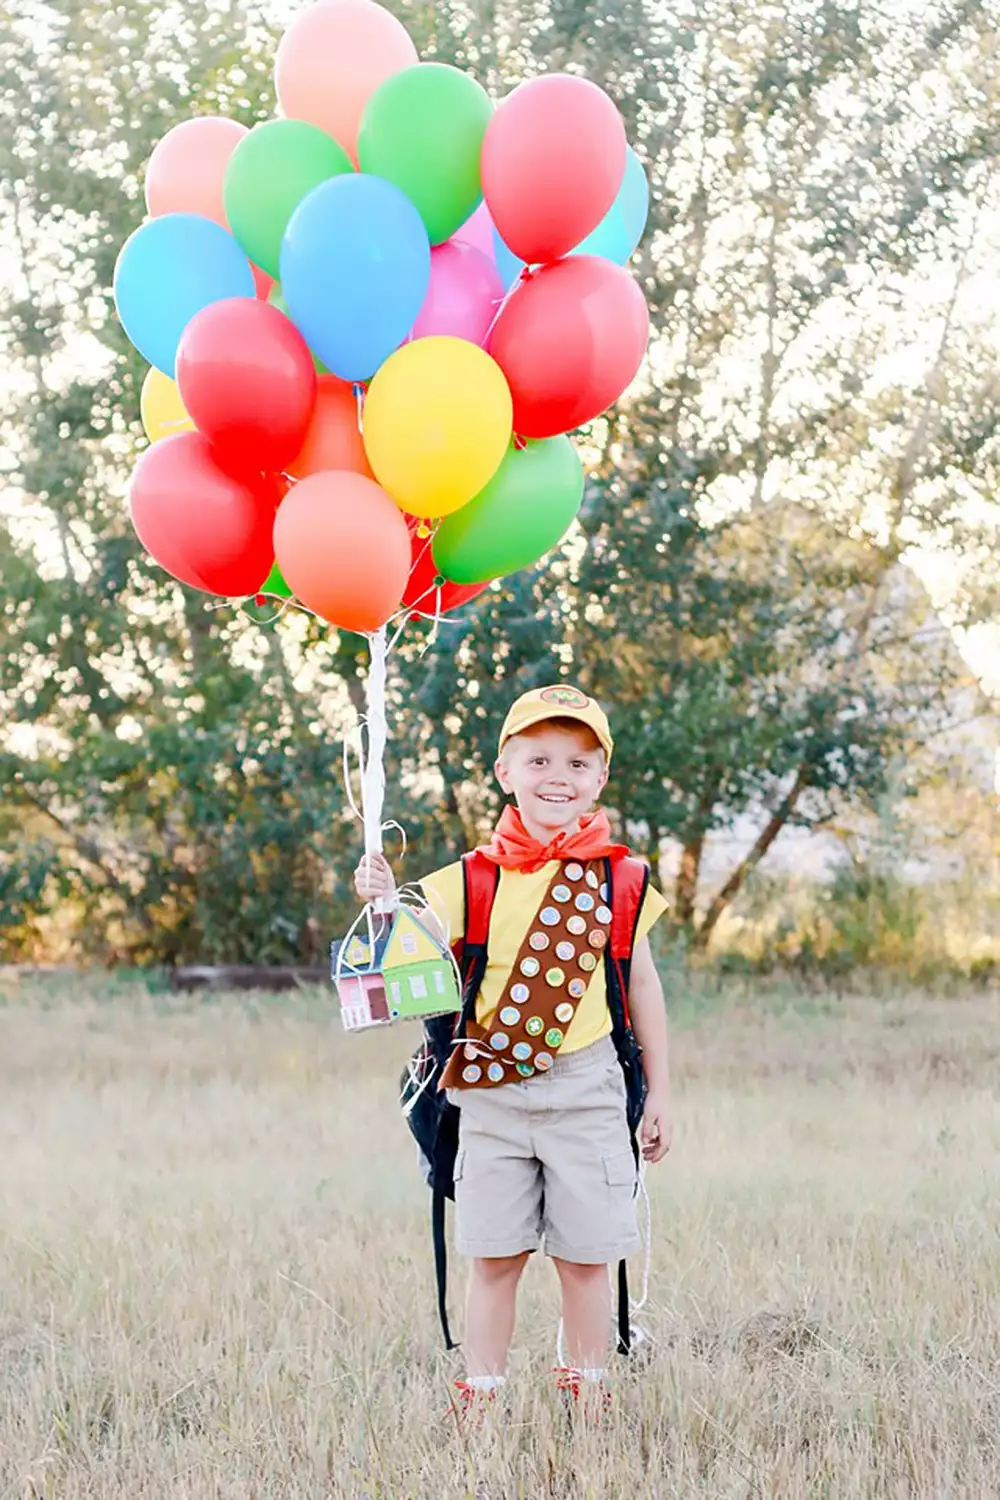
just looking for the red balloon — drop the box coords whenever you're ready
[129,432,276,596]
[176,299,316,473]
[489,256,649,439]
[403,526,488,616]
[252,264,275,300]
[482,76,626,264]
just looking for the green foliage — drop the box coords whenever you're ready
[1,0,997,963]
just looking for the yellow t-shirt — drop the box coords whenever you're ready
[421,861,667,1055]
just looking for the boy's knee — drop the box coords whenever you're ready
[473,1252,530,1285]
[551,1257,609,1286]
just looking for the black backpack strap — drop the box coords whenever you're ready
[433,1186,457,1350]
[603,856,652,1359]
[616,1260,632,1356]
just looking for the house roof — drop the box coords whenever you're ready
[329,906,447,978]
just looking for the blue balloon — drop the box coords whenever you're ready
[280,175,431,382]
[113,214,255,376]
[574,148,649,264]
[492,226,525,290]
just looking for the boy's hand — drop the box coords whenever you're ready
[354,852,396,903]
[640,1090,673,1164]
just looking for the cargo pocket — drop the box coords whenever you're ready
[601,1148,639,1243]
[603,1149,637,1192]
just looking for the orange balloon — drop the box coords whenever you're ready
[275,0,418,163]
[145,117,249,224]
[273,471,410,630]
[287,374,373,479]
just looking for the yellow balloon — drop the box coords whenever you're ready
[140,367,194,443]
[363,337,513,519]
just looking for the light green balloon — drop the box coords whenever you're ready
[433,437,584,584]
[224,119,353,279]
[357,63,493,246]
[259,561,292,599]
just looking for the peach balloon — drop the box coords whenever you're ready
[273,470,411,630]
[145,117,249,224]
[286,374,373,479]
[274,0,418,163]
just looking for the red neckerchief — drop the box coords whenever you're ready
[476,805,629,873]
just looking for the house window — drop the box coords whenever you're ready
[409,973,428,1000]
[400,932,418,956]
[434,969,445,995]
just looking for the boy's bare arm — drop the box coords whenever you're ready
[627,937,673,1163]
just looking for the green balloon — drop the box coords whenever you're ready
[267,283,327,373]
[433,437,584,584]
[357,63,493,246]
[224,119,353,279]
[259,561,293,599]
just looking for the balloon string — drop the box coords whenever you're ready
[352,382,365,435]
[483,264,533,346]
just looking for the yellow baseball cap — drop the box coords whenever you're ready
[498,684,614,760]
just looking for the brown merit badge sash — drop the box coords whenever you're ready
[440,859,613,1092]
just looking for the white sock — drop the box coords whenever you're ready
[466,1374,507,1392]
[581,1367,607,1384]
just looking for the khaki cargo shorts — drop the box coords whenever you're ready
[447,1035,640,1263]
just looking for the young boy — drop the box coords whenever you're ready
[355,685,672,1411]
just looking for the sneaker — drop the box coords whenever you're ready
[553,1367,613,1426]
[445,1378,499,1430]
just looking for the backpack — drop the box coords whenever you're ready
[400,851,652,1353]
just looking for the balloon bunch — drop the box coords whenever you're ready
[114,0,651,633]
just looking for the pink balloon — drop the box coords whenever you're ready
[275,0,418,164]
[409,242,505,346]
[145,117,249,224]
[453,201,497,263]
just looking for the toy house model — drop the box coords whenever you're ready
[330,907,462,1032]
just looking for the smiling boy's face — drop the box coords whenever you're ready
[495,720,609,838]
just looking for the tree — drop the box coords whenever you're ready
[1,0,997,961]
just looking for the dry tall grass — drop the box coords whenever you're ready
[0,977,997,1499]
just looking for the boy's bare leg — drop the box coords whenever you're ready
[552,1258,612,1369]
[465,1252,530,1376]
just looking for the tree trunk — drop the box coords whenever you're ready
[674,830,704,931]
[694,764,810,948]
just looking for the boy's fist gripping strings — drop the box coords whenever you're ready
[354,852,396,903]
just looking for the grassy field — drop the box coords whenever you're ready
[0,975,997,1499]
